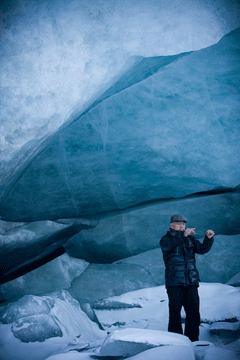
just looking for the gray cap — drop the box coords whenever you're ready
[170,214,188,223]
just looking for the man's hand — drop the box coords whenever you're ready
[206,230,215,238]
[184,228,196,237]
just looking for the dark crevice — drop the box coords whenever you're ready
[0,246,66,285]
[93,186,240,221]
[2,185,238,223]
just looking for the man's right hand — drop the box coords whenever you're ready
[184,228,196,237]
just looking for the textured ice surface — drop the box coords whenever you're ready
[100,328,192,357]
[0,218,94,285]
[0,295,54,324]
[0,220,67,245]
[114,248,165,285]
[226,272,240,287]
[0,290,105,360]
[12,314,62,343]
[194,234,240,284]
[65,191,240,263]
[114,235,240,286]
[0,253,88,302]
[1,1,240,182]
[69,262,157,306]
[68,233,239,305]
[1,29,240,222]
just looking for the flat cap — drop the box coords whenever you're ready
[170,214,188,223]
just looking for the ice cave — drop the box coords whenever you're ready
[0,0,240,359]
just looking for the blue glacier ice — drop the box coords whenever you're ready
[12,314,62,343]
[0,1,240,359]
[0,294,54,324]
[0,29,239,300]
[0,28,240,223]
[64,191,240,263]
[0,253,88,302]
[0,218,96,285]
[68,262,158,306]
[1,0,240,178]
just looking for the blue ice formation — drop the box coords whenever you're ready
[0,253,88,302]
[0,219,96,285]
[65,190,240,263]
[0,28,239,223]
[0,29,239,295]
[0,290,105,359]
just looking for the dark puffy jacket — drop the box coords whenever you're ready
[160,230,214,288]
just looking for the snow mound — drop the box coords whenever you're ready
[209,321,240,345]
[193,341,239,360]
[127,345,195,360]
[45,353,95,360]
[0,290,105,360]
[100,328,192,357]
[94,283,240,332]
[199,283,240,323]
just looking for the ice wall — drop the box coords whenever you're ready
[1,0,240,180]
[0,218,96,285]
[0,1,240,295]
[1,28,239,222]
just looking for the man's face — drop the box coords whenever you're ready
[170,221,186,231]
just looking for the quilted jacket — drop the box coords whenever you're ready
[160,230,214,288]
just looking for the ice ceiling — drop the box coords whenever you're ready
[1,0,240,173]
[0,0,240,288]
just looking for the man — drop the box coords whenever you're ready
[160,214,214,342]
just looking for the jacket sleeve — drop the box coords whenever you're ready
[160,233,182,251]
[193,235,214,254]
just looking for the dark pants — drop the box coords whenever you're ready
[167,286,200,342]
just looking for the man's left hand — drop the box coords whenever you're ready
[206,230,215,238]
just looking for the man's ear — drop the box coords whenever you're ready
[170,223,173,229]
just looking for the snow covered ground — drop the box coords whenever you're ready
[0,283,239,360]
[94,283,240,331]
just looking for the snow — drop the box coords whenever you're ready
[44,346,194,360]
[102,327,191,346]
[210,322,240,332]
[193,342,240,360]
[93,283,240,332]
[0,290,105,360]
[199,283,240,322]
[128,346,195,360]
[100,328,193,357]
[45,353,95,360]
[0,284,239,360]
